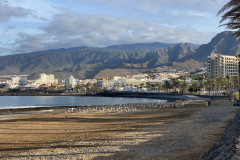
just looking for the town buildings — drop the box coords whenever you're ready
[207,53,239,78]
[0,65,195,92]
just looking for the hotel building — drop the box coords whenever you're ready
[33,73,58,86]
[65,75,76,87]
[207,53,239,78]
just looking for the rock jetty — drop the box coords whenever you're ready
[201,110,240,160]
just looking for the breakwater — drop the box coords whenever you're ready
[0,92,88,96]
[96,92,210,102]
[200,110,240,159]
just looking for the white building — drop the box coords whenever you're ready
[9,77,28,88]
[33,73,58,86]
[124,79,145,87]
[11,77,21,85]
[96,79,114,88]
[65,75,76,87]
[207,53,238,78]
[113,76,122,81]
[146,79,164,85]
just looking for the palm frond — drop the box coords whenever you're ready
[217,0,239,16]
[218,0,240,38]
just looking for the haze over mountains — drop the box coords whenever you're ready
[0,31,239,80]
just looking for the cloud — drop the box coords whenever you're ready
[73,0,226,15]
[0,1,32,22]
[0,0,227,54]
[14,33,48,53]
[12,12,215,54]
[42,13,216,44]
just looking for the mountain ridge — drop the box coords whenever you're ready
[0,42,197,79]
[183,31,240,62]
[0,31,239,79]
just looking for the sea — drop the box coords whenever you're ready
[0,96,165,109]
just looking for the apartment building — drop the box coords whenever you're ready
[33,73,58,86]
[65,75,76,87]
[207,53,239,78]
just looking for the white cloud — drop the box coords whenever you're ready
[14,33,48,53]
[11,12,215,54]
[0,0,228,55]
[0,1,32,22]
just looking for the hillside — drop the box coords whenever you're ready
[0,31,240,79]
[0,43,197,79]
[94,68,150,79]
[106,42,174,51]
[170,59,205,70]
[185,31,240,62]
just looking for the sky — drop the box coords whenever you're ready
[0,0,228,55]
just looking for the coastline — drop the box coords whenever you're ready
[0,99,238,159]
[0,91,217,102]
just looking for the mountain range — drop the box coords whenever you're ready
[0,31,239,80]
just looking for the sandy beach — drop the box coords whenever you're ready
[0,100,238,160]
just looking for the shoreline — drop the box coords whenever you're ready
[0,93,227,113]
[0,91,219,102]
[0,101,172,114]
[0,96,211,114]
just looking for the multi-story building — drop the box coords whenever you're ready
[33,73,58,87]
[207,53,239,78]
[65,75,76,87]
[96,79,114,88]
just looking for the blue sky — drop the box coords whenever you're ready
[0,0,228,55]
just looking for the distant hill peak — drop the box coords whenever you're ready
[0,32,239,79]
[184,31,240,61]
[105,42,175,51]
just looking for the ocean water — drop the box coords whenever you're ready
[0,96,165,109]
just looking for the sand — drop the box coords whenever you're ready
[0,100,238,160]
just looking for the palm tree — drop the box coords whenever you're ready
[191,81,200,93]
[179,81,190,94]
[140,83,145,88]
[172,79,180,93]
[225,75,232,89]
[85,82,92,94]
[218,0,240,37]
[217,77,226,90]
[157,84,162,92]
[232,76,239,90]
[163,81,172,93]
[218,1,240,101]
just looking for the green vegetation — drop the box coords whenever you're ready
[145,76,238,95]
[218,1,240,101]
